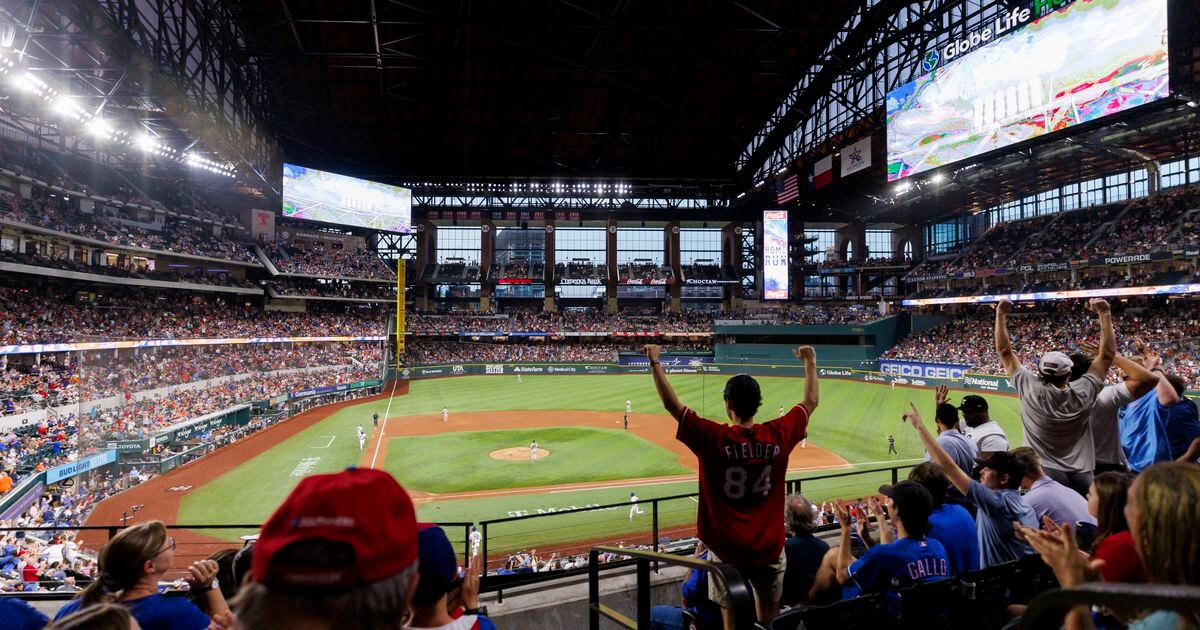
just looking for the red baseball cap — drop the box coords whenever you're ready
[252,467,418,589]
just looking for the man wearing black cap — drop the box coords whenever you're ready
[903,404,1038,568]
[958,395,1009,457]
[643,343,819,628]
[995,298,1115,496]
[832,481,949,599]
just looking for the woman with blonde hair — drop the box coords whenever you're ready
[1021,463,1200,629]
[53,520,228,630]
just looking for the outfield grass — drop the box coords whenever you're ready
[384,427,690,493]
[178,374,1025,550]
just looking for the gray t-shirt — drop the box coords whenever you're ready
[1089,382,1134,467]
[966,480,1038,568]
[1011,366,1104,473]
[926,429,980,477]
[965,421,1010,453]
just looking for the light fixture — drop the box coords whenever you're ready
[135,133,159,152]
[930,173,946,184]
[85,118,113,138]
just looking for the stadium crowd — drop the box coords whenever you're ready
[403,341,620,365]
[0,287,384,345]
[0,192,256,264]
[268,279,395,300]
[0,250,259,289]
[885,299,1200,382]
[264,241,394,280]
[908,185,1200,279]
[1,343,382,415]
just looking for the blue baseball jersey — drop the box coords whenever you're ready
[1120,391,1173,472]
[843,537,949,599]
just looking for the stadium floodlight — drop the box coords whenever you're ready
[930,173,946,184]
[895,182,912,194]
[85,118,113,138]
[134,133,159,152]
[10,71,42,93]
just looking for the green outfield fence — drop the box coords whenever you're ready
[387,360,1022,394]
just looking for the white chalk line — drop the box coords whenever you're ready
[369,377,401,469]
[313,435,336,449]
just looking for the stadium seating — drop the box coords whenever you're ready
[263,240,394,280]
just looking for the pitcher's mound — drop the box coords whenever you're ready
[490,447,550,461]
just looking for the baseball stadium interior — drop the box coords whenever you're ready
[1,0,1200,629]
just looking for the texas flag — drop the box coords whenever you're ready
[807,155,833,190]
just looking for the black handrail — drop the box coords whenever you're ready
[1021,583,1200,629]
[588,545,758,630]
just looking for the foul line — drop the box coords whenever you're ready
[313,435,336,449]
[369,377,401,469]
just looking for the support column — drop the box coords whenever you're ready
[606,220,618,314]
[544,220,556,313]
[416,220,436,311]
[722,222,742,311]
[480,221,495,312]
[666,221,681,313]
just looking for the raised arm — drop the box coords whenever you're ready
[643,344,685,421]
[795,346,819,414]
[994,300,1021,377]
[833,500,855,585]
[1086,299,1115,380]
[1134,339,1178,406]
[1082,339,1158,399]
[903,403,972,495]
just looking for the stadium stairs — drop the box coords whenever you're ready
[252,244,283,275]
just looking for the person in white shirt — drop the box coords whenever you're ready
[442,407,448,423]
[469,526,482,557]
[957,395,1010,457]
[628,492,646,520]
[626,399,632,414]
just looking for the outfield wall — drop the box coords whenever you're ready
[391,361,1018,393]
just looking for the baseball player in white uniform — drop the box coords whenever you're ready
[628,492,645,520]
[470,526,482,556]
[625,399,632,414]
[356,424,366,451]
[530,440,539,460]
[517,373,523,384]
[442,407,449,423]
[779,405,785,417]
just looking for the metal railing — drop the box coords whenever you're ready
[1022,584,1200,629]
[476,464,916,573]
[588,545,758,630]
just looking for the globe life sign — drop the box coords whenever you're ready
[927,0,1073,71]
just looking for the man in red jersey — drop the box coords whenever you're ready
[643,344,819,628]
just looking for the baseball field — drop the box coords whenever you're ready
[102,371,1023,566]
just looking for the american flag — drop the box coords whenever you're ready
[775,173,800,204]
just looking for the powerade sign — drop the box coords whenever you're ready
[46,450,117,484]
[878,360,970,380]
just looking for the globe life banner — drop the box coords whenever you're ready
[887,0,1169,181]
[762,210,789,300]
